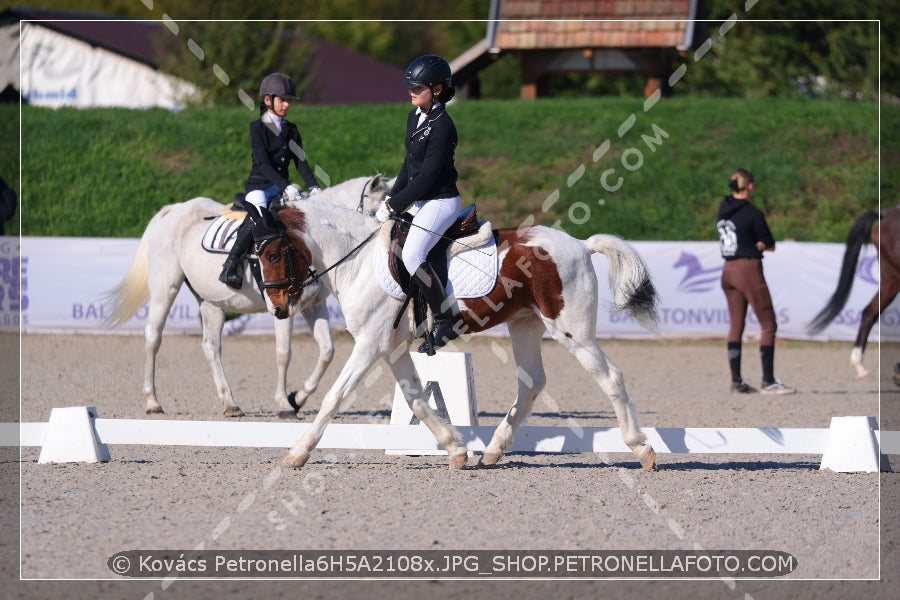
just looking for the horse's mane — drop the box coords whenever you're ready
[282,197,379,242]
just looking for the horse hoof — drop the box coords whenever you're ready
[449,450,468,470]
[479,449,502,466]
[282,452,309,469]
[286,390,310,412]
[146,406,164,415]
[224,406,245,417]
[277,410,300,421]
[636,445,657,471]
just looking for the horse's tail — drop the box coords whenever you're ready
[102,205,174,328]
[807,209,881,335]
[584,234,660,336]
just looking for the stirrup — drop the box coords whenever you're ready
[417,318,459,354]
[219,264,243,289]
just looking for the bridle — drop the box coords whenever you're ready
[356,175,383,213]
[253,226,317,302]
[253,213,378,302]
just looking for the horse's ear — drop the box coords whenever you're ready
[370,173,382,189]
[260,205,280,229]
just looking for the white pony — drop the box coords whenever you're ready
[251,199,660,470]
[103,175,388,417]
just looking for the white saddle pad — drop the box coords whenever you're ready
[374,230,499,300]
[202,215,244,253]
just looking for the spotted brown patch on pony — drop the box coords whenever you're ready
[455,228,566,335]
[255,200,660,472]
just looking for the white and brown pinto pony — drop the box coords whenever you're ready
[102,175,389,417]
[254,199,660,470]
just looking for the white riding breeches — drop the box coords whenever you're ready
[401,196,462,273]
[246,185,280,209]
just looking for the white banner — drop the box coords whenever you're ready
[2,236,897,342]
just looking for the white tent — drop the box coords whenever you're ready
[1,19,198,110]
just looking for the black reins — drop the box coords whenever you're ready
[255,222,378,300]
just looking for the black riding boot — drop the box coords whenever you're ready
[219,219,254,289]
[413,262,460,353]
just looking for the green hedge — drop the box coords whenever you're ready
[7,96,895,241]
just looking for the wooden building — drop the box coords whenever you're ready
[451,0,706,99]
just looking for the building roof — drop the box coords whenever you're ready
[493,0,701,51]
[2,7,405,105]
[3,7,164,66]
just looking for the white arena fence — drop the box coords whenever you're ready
[2,236,899,340]
[3,352,896,473]
[4,410,895,473]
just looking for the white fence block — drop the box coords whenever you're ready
[37,406,110,464]
[388,351,478,456]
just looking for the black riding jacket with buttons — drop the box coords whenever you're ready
[387,104,459,214]
[244,117,317,194]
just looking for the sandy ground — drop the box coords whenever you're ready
[4,330,900,599]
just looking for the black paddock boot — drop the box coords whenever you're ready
[413,262,460,353]
[219,219,254,289]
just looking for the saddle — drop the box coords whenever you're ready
[386,204,483,339]
[387,204,480,294]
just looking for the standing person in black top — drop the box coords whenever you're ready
[375,55,462,352]
[219,72,321,289]
[716,168,796,395]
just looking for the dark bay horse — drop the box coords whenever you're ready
[808,205,900,378]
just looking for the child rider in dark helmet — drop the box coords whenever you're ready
[219,72,321,289]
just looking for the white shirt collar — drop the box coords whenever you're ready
[262,111,283,133]
[416,102,442,126]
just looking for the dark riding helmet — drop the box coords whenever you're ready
[259,72,299,100]
[403,55,456,102]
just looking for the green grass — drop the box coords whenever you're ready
[6,96,895,241]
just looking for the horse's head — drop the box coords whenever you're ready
[241,201,314,320]
[357,173,390,214]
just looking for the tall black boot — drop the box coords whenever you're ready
[219,219,254,289]
[413,262,460,353]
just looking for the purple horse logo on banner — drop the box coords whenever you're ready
[673,251,721,294]
[857,254,879,285]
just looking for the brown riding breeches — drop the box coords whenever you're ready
[721,258,777,346]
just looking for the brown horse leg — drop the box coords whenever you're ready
[851,279,900,378]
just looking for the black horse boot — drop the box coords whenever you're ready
[219,219,254,289]
[413,262,460,353]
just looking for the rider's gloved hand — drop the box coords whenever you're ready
[285,185,302,201]
[375,201,393,223]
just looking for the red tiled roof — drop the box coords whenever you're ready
[494,0,697,49]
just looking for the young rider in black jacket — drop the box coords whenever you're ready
[219,72,320,289]
[376,55,462,351]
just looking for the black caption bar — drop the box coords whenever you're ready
[109,550,796,578]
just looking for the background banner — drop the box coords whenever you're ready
[2,236,897,342]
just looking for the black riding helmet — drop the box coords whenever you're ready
[403,55,456,104]
[259,72,299,100]
[258,72,299,115]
